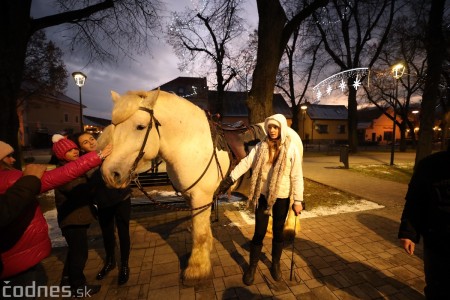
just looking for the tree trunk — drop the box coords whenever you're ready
[416,0,446,164]
[347,79,358,152]
[0,1,33,168]
[248,0,287,123]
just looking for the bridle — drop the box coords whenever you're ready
[128,107,161,181]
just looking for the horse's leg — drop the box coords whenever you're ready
[183,205,213,282]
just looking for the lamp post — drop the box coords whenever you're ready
[390,63,405,166]
[72,71,87,132]
[300,104,308,140]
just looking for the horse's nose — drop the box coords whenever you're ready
[113,171,122,185]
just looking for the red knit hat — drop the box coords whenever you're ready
[52,134,78,160]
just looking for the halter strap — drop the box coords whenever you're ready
[129,107,161,180]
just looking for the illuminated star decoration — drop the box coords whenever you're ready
[339,79,346,91]
[326,85,333,95]
[352,75,361,90]
[316,89,322,101]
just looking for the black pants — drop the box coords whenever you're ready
[98,199,131,263]
[251,195,290,246]
[61,224,90,288]
[423,235,450,299]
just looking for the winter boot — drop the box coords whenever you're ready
[270,242,284,281]
[96,256,116,280]
[243,243,263,285]
[118,260,130,285]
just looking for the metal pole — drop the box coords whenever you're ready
[79,86,84,132]
[289,215,297,281]
[390,83,398,166]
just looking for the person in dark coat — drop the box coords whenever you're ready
[74,132,132,285]
[52,134,107,297]
[0,164,46,276]
[398,145,450,299]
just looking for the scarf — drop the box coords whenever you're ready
[248,136,290,215]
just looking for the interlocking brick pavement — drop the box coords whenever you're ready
[32,152,425,299]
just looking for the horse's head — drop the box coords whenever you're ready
[101,89,161,188]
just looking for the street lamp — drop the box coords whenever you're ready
[390,63,405,166]
[300,104,308,141]
[72,71,87,132]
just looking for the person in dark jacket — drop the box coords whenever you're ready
[398,146,450,299]
[74,132,132,285]
[0,164,46,276]
[53,134,105,297]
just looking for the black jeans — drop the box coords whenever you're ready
[423,235,450,299]
[251,195,290,245]
[61,224,90,288]
[98,199,131,263]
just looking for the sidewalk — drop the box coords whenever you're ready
[34,152,425,299]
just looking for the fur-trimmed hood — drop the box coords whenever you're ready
[264,114,288,144]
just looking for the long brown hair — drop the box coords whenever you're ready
[268,138,281,165]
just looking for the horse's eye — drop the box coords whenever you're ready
[136,124,146,131]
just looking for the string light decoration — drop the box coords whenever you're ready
[315,0,353,26]
[312,67,369,101]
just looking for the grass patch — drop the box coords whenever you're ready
[348,162,414,184]
[303,179,362,210]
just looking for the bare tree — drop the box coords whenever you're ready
[248,0,329,124]
[276,20,323,133]
[23,30,69,97]
[0,0,161,165]
[167,0,245,115]
[312,0,396,152]
[363,4,428,152]
[416,0,448,163]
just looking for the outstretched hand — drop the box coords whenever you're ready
[217,176,234,195]
[99,143,113,159]
[23,164,47,179]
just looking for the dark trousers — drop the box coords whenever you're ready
[423,236,450,299]
[251,195,290,245]
[98,199,131,263]
[61,225,89,288]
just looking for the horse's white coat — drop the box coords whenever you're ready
[101,90,230,281]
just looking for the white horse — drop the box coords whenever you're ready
[99,89,300,282]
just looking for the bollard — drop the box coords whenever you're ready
[339,145,349,169]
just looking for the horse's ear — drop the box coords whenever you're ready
[141,88,160,108]
[111,91,121,104]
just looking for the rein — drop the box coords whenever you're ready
[130,107,227,212]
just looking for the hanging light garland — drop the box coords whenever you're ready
[312,67,370,101]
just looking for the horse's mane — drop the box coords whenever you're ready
[111,90,150,125]
[97,124,114,149]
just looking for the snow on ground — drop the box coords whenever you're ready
[44,191,384,246]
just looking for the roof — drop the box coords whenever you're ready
[306,104,348,120]
[83,115,111,127]
[208,91,292,118]
[21,80,82,107]
[357,107,385,122]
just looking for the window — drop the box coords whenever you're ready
[315,124,328,134]
[337,125,346,134]
[75,116,79,123]
[64,114,69,122]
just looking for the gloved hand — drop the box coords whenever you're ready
[216,176,234,195]
[292,201,305,216]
